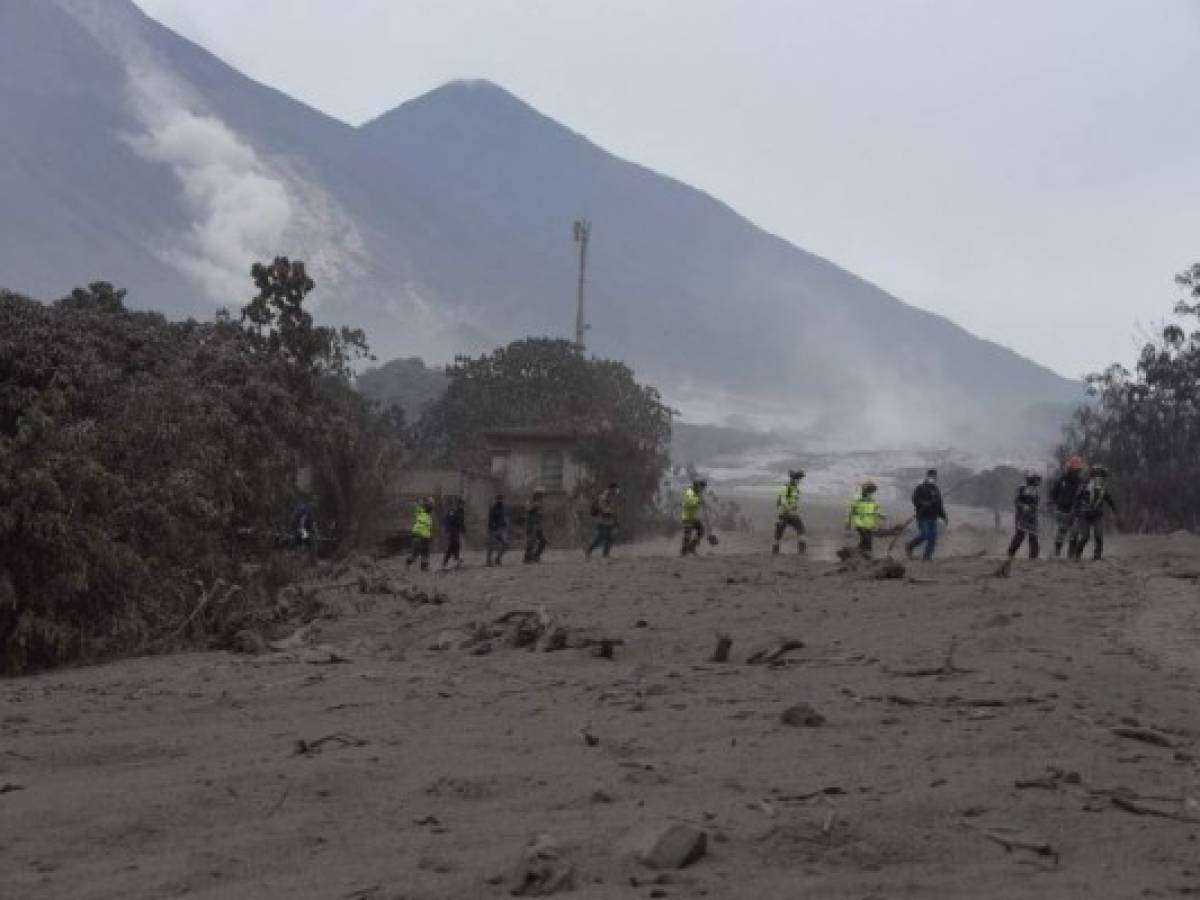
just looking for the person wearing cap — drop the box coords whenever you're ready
[586,482,621,559]
[905,469,948,561]
[772,469,807,555]
[1050,456,1086,557]
[485,494,509,567]
[523,488,549,563]
[405,496,435,572]
[680,479,707,556]
[848,482,884,556]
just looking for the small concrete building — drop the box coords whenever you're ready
[483,428,588,496]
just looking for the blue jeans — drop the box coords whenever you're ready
[907,518,939,560]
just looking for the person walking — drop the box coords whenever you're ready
[772,469,807,555]
[441,497,467,570]
[848,482,884,557]
[1050,456,1086,557]
[1006,472,1042,560]
[523,489,549,563]
[290,499,318,562]
[905,469,948,561]
[1069,465,1117,560]
[586,482,620,559]
[680,479,707,556]
[405,496,434,572]
[485,494,509,567]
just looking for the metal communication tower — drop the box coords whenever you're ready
[573,219,591,351]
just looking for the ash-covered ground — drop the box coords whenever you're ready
[4,530,1200,899]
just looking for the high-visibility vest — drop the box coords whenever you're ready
[849,495,881,530]
[412,508,433,539]
[777,484,800,516]
[681,487,703,523]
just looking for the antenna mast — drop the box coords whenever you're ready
[573,218,591,351]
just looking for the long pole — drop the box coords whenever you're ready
[573,219,591,351]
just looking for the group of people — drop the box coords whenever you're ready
[375,456,1120,572]
[744,459,1116,563]
[1005,456,1117,562]
[401,484,620,572]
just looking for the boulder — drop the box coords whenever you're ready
[640,823,708,870]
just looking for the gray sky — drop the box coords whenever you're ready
[133,0,1200,379]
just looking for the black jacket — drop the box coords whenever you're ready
[487,501,507,532]
[1014,485,1040,530]
[1051,473,1083,513]
[1074,481,1117,520]
[911,482,947,521]
[444,506,466,536]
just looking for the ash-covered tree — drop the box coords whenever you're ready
[1059,263,1200,532]
[0,263,403,674]
[418,338,673,531]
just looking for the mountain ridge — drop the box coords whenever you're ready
[0,0,1080,441]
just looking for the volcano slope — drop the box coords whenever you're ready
[3,533,1200,899]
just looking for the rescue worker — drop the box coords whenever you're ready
[441,497,466,570]
[680,479,707,556]
[485,494,509,567]
[905,469,948,561]
[586,482,620,559]
[1050,456,1086,557]
[1006,472,1042,559]
[405,496,434,572]
[847,482,884,557]
[772,469,807,555]
[1069,465,1117,560]
[523,488,548,563]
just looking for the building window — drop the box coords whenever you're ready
[540,450,564,492]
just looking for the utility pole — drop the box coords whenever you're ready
[573,218,591,351]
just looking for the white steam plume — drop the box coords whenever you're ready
[55,0,366,307]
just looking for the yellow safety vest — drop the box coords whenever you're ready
[777,484,800,516]
[681,487,703,523]
[412,508,433,539]
[849,495,881,530]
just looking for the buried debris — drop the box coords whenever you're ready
[1110,793,1200,823]
[293,732,368,756]
[1111,725,1177,748]
[710,634,733,663]
[888,635,971,677]
[828,552,906,579]
[508,833,577,896]
[780,702,826,727]
[964,822,1059,864]
[449,608,619,657]
[747,638,805,666]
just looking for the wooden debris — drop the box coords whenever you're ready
[747,638,805,666]
[1111,725,1176,748]
[293,732,368,756]
[710,634,732,663]
[964,822,1059,864]
[773,786,846,802]
[1110,795,1200,823]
